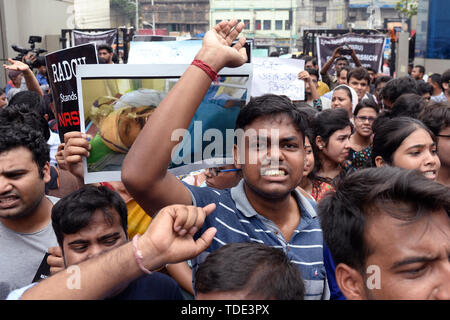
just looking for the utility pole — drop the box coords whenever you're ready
[344,0,349,29]
[135,0,139,32]
[151,0,155,35]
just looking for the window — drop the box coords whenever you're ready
[263,20,271,30]
[243,19,250,30]
[216,20,222,25]
[255,20,261,30]
[172,11,182,21]
[315,7,327,23]
[285,20,291,30]
[275,20,283,30]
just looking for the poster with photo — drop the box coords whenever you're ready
[76,64,252,184]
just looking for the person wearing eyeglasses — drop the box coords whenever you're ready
[203,164,242,190]
[347,100,379,171]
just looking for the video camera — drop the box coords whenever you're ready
[11,35,47,68]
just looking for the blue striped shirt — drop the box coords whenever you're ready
[187,180,329,300]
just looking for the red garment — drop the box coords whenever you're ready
[311,179,335,202]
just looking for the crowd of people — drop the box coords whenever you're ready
[0,20,449,301]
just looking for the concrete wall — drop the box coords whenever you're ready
[0,0,74,87]
[74,0,110,28]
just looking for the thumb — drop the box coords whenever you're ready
[202,203,216,216]
[194,227,217,254]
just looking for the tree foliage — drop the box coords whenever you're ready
[395,0,418,19]
[111,0,137,21]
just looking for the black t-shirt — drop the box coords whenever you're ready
[111,272,185,300]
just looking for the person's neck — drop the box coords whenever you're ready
[437,165,450,187]
[350,132,371,151]
[0,196,53,234]
[306,93,312,103]
[299,177,312,194]
[243,182,298,227]
[318,155,341,179]
[433,88,442,96]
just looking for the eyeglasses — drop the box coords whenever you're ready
[206,167,241,177]
[437,134,450,138]
[355,116,376,123]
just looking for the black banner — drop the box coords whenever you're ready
[317,34,386,72]
[45,43,98,141]
[73,29,117,48]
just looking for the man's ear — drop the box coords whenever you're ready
[374,156,385,168]
[42,162,51,184]
[233,144,242,170]
[335,263,366,300]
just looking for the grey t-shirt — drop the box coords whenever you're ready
[0,196,58,299]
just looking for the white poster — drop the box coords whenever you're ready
[251,57,305,101]
[127,40,203,64]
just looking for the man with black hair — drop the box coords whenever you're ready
[411,65,426,81]
[380,76,418,109]
[195,242,305,300]
[33,56,49,88]
[442,69,450,102]
[0,122,58,299]
[0,103,79,198]
[5,93,60,167]
[318,166,450,300]
[347,67,371,102]
[416,80,434,101]
[303,55,318,70]
[299,68,322,110]
[97,44,114,64]
[7,185,185,300]
[428,73,447,102]
[122,20,328,299]
[373,75,392,107]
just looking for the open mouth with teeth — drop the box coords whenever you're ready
[422,170,437,179]
[260,169,287,177]
[0,196,20,208]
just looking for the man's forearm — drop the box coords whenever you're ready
[320,56,336,75]
[21,240,162,300]
[122,49,221,200]
[23,69,44,97]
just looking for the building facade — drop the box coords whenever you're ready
[140,0,209,36]
[210,0,297,54]
[296,0,401,32]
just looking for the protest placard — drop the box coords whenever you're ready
[251,57,305,101]
[316,34,386,72]
[73,29,118,48]
[76,64,252,184]
[45,43,98,141]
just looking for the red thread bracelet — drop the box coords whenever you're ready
[192,59,219,83]
[132,234,152,274]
